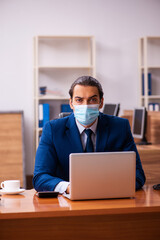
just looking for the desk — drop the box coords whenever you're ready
[0,185,160,240]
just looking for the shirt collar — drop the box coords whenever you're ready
[76,118,98,135]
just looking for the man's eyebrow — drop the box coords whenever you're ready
[88,95,98,99]
[74,95,98,99]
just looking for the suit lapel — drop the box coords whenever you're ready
[65,112,110,153]
[65,114,83,153]
[96,113,109,152]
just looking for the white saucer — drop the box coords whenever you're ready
[0,188,25,195]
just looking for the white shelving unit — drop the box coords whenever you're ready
[139,36,160,109]
[33,35,96,151]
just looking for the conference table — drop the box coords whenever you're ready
[0,185,160,240]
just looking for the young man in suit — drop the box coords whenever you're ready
[33,76,145,193]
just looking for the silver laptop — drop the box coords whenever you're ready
[63,152,136,200]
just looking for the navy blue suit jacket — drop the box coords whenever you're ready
[33,113,146,191]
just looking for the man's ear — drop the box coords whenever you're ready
[69,98,74,110]
[99,97,104,110]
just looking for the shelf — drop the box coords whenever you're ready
[34,35,95,150]
[139,36,160,109]
[140,36,160,40]
[148,95,160,99]
[140,66,160,70]
[141,95,160,99]
[146,36,160,40]
[37,66,94,70]
[36,95,69,100]
[36,35,94,39]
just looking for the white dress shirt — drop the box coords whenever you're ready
[54,118,98,193]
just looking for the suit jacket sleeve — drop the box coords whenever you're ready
[33,122,64,191]
[123,119,146,190]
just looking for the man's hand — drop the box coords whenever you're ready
[66,184,70,194]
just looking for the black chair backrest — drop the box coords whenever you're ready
[59,112,72,118]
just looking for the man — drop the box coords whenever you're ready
[33,76,146,193]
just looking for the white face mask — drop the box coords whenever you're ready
[73,104,99,126]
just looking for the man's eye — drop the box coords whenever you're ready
[90,98,98,103]
[76,99,82,103]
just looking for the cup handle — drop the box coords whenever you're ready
[1,182,4,189]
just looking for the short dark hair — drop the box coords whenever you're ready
[69,76,104,100]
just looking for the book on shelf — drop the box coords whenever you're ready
[142,73,152,95]
[39,103,50,127]
[39,104,43,127]
[148,103,159,111]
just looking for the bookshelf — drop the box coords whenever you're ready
[139,36,160,110]
[33,35,96,151]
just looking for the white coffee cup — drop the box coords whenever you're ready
[1,180,20,192]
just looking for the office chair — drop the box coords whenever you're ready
[59,112,72,118]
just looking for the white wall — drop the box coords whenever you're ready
[0,0,160,175]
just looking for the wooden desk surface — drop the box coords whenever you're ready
[137,144,160,151]
[1,185,160,240]
[0,185,160,219]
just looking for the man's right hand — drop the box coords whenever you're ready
[66,184,70,194]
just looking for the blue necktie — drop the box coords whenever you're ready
[84,129,94,152]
